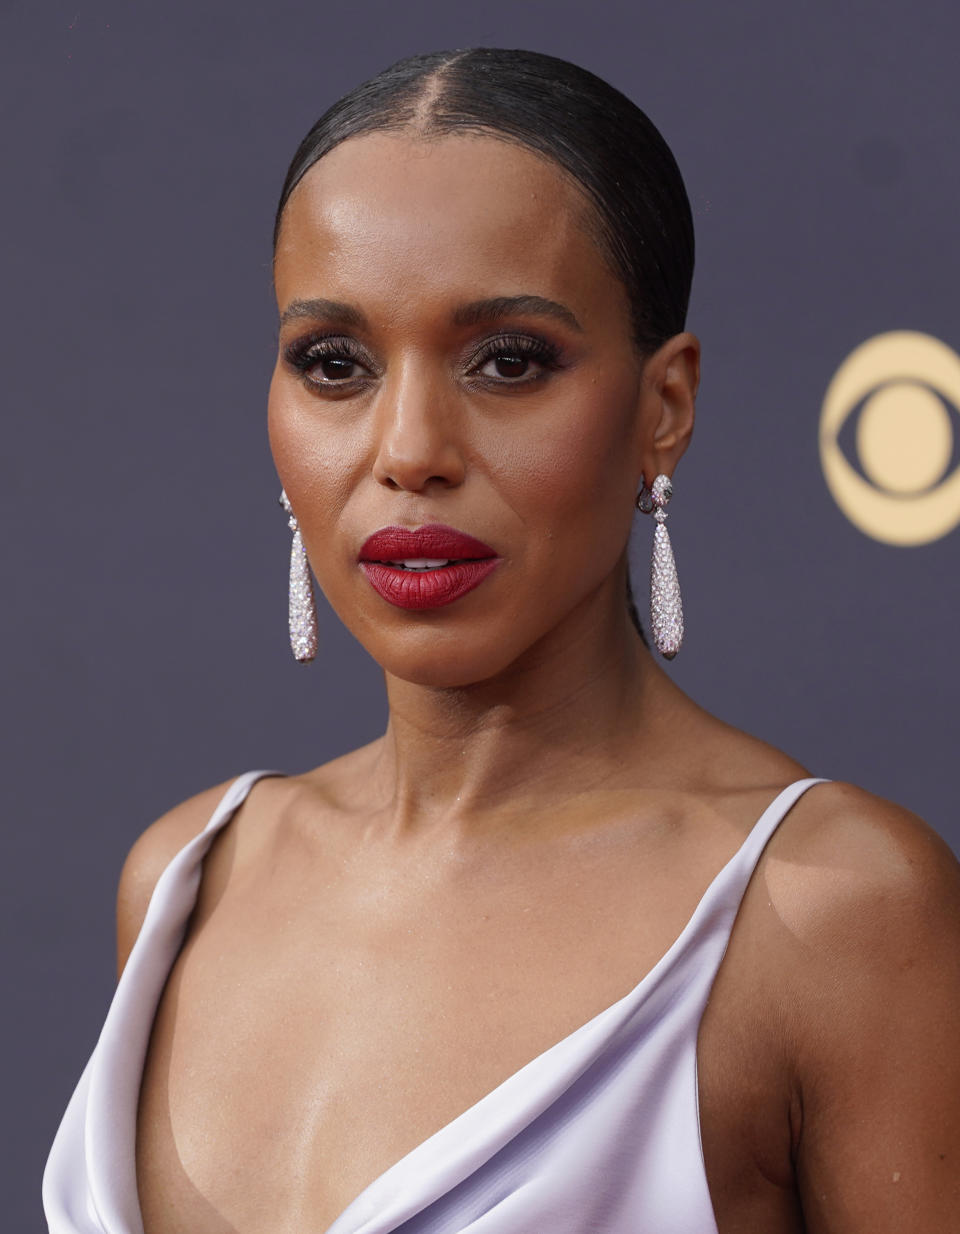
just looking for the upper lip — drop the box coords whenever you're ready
[358,525,497,561]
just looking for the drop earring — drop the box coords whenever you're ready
[637,473,684,659]
[279,489,318,663]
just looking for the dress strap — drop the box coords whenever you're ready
[83,769,284,1234]
[200,768,286,835]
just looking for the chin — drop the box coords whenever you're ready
[362,624,530,691]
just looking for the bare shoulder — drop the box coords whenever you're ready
[115,773,289,977]
[741,780,960,1225]
[115,745,384,978]
[115,777,236,977]
[719,775,960,1037]
[762,779,960,946]
[755,789,960,1225]
[759,778,960,1098]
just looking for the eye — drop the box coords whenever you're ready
[482,354,534,380]
[470,333,563,385]
[283,334,373,389]
[314,354,360,381]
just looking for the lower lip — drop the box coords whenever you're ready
[359,560,500,609]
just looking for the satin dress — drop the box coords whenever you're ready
[43,770,828,1233]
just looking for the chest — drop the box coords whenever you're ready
[135,828,804,1234]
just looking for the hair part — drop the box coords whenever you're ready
[274,47,694,356]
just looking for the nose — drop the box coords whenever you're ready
[371,367,467,493]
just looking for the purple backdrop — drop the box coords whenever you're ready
[3,1,958,1226]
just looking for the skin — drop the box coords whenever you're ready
[120,131,960,1234]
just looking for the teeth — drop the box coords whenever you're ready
[388,558,452,570]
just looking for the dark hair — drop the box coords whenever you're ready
[272,47,696,642]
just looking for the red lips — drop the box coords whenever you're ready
[358,525,500,610]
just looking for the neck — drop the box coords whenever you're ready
[366,589,687,836]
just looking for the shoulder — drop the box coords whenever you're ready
[708,774,959,1023]
[115,773,271,977]
[766,789,960,1102]
[763,779,960,951]
[721,776,960,1060]
[113,750,381,979]
[759,789,960,1223]
[733,780,960,1223]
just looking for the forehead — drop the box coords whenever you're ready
[273,131,626,327]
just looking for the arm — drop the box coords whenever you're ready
[115,778,237,979]
[788,787,960,1230]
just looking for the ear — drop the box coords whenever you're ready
[637,331,700,488]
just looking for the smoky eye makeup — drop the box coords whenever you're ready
[465,332,565,384]
[281,325,569,393]
[282,331,377,388]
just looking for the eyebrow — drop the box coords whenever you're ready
[452,295,583,333]
[279,298,368,330]
[278,294,583,334]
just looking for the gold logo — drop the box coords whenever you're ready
[819,331,960,545]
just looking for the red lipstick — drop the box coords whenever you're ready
[358,525,500,610]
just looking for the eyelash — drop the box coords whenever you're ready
[282,331,563,392]
[283,333,368,389]
[471,334,563,384]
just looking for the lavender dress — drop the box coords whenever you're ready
[43,770,827,1233]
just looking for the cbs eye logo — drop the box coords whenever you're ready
[819,331,960,546]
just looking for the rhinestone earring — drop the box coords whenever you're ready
[636,473,683,659]
[279,489,317,663]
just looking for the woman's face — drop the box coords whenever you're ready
[269,130,691,688]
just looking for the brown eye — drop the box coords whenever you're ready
[284,334,373,390]
[317,356,359,381]
[471,333,563,385]
[488,354,531,379]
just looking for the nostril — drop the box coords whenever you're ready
[381,474,456,492]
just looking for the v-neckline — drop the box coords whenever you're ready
[91,773,825,1234]
[320,786,792,1234]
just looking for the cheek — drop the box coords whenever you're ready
[489,382,641,560]
[268,370,358,533]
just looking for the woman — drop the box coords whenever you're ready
[44,47,960,1234]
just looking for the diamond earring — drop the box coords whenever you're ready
[279,489,318,663]
[636,473,683,659]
